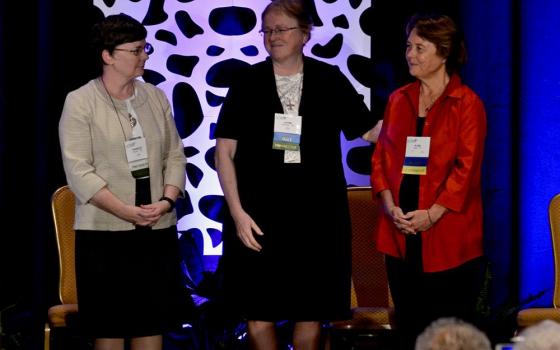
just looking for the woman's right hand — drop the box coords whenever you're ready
[379,189,415,234]
[90,187,160,226]
[387,206,415,235]
[215,138,265,251]
[129,205,162,227]
[232,209,264,252]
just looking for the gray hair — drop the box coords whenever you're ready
[516,320,560,350]
[415,317,491,350]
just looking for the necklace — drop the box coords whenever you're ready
[420,76,450,113]
[100,77,136,128]
[128,113,137,128]
[421,93,437,113]
[420,85,443,113]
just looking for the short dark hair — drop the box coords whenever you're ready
[90,13,147,71]
[262,0,313,39]
[406,13,467,75]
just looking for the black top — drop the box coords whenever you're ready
[399,116,426,269]
[215,56,373,321]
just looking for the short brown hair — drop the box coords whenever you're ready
[406,13,467,74]
[262,0,313,39]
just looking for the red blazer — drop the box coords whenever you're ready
[371,74,487,272]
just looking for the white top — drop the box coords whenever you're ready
[275,72,303,115]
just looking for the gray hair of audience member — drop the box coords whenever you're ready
[516,320,560,350]
[415,317,492,350]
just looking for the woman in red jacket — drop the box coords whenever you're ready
[371,13,487,349]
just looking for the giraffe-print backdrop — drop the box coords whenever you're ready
[93,0,372,276]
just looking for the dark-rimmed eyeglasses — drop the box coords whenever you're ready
[259,27,299,36]
[114,43,154,56]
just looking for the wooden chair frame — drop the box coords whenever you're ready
[328,186,394,349]
[516,193,560,329]
[44,185,79,350]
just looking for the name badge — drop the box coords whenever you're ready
[125,137,149,178]
[402,136,430,175]
[273,113,302,151]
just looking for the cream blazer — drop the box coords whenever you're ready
[59,78,187,230]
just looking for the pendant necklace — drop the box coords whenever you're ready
[101,77,136,128]
[128,113,137,128]
[420,76,449,113]
[420,85,442,113]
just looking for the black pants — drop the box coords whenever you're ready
[386,255,486,350]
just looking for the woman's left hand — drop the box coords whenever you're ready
[408,205,447,232]
[407,209,433,232]
[139,202,167,226]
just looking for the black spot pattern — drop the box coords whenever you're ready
[199,195,226,224]
[176,11,204,39]
[101,0,116,7]
[172,82,203,138]
[207,45,225,56]
[311,33,343,58]
[350,0,363,10]
[186,163,204,188]
[209,7,256,35]
[240,45,259,56]
[184,146,200,158]
[206,90,225,107]
[155,29,177,46]
[360,5,373,36]
[209,123,217,140]
[167,54,199,78]
[307,1,323,26]
[142,0,167,25]
[347,54,372,88]
[333,15,349,29]
[176,191,194,217]
[205,146,216,172]
[143,69,166,86]
[206,58,251,89]
[207,228,222,248]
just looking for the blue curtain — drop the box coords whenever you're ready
[519,0,560,306]
[461,0,516,312]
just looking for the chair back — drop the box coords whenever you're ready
[516,193,560,330]
[551,194,560,308]
[51,185,77,305]
[347,186,392,308]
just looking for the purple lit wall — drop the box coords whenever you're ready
[93,0,372,272]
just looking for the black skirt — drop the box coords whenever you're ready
[75,226,189,338]
[75,179,190,338]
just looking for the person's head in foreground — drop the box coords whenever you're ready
[415,317,491,350]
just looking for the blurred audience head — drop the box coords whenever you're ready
[415,317,491,350]
[516,319,560,350]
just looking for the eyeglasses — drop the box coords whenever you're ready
[113,43,154,56]
[259,27,299,36]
